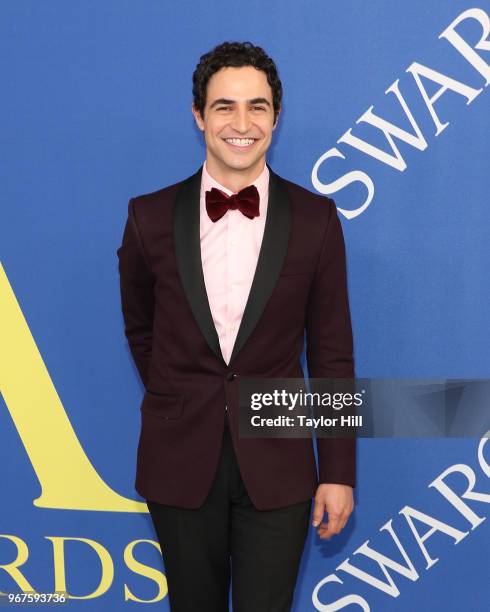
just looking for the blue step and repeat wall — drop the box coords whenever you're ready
[1,1,489,610]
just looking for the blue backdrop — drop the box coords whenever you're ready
[1,1,489,610]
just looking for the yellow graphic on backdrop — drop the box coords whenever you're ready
[0,534,167,601]
[0,262,147,512]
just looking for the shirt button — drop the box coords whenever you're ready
[226,372,238,381]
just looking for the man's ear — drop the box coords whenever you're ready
[192,104,205,131]
[272,107,281,130]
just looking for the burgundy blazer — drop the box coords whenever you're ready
[117,165,356,510]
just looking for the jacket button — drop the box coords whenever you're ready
[226,372,238,381]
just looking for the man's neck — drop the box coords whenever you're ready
[204,159,266,193]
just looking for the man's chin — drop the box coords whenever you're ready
[218,156,264,173]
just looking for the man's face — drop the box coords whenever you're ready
[192,66,279,177]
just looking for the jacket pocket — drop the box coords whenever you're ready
[140,391,183,419]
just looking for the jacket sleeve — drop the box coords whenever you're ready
[305,198,356,488]
[116,198,155,388]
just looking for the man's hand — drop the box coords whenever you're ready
[312,483,354,540]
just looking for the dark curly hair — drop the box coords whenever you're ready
[192,41,282,125]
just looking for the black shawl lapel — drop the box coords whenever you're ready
[173,164,292,368]
[173,166,226,365]
[228,166,292,365]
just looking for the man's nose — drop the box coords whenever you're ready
[231,107,252,133]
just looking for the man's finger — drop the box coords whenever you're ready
[317,513,343,538]
[318,525,339,539]
[338,514,350,532]
[311,499,325,527]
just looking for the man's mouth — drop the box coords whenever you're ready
[222,137,257,148]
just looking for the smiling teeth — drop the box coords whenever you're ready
[225,138,255,146]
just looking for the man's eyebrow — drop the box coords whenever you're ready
[209,98,234,108]
[249,97,271,107]
[209,97,271,108]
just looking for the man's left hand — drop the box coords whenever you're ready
[312,483,354,540]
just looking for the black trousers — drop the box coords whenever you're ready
[146,417,311,612]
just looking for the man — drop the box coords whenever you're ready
[117,41,355,612]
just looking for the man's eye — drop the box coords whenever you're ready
[252,106,266,111]
[217,106,232,111]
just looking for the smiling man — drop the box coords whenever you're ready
[117,41,356,612]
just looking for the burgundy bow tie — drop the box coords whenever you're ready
[205,185,260,222]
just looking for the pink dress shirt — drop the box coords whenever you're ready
[200,161,270,365]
